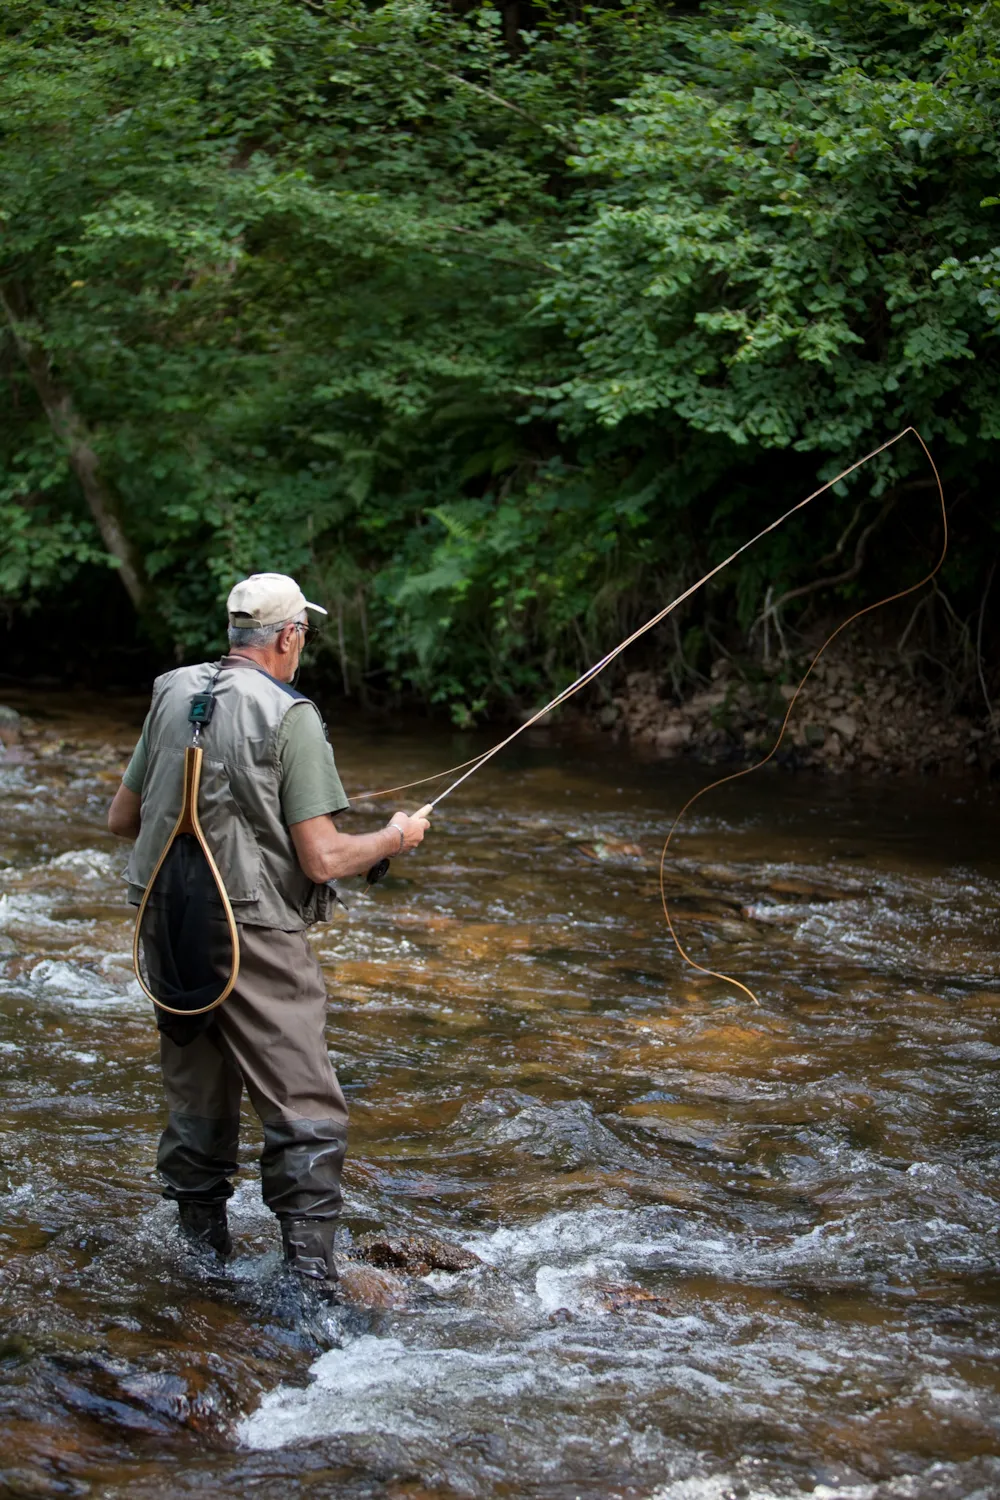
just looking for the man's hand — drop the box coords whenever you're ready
[386,806,430,853]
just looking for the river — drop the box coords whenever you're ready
[1,689,998,1499]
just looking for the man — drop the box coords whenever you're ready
[107,572,428,1297]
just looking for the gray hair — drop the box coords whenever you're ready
[228,610,306,649]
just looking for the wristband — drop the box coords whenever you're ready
[387,822,405,853]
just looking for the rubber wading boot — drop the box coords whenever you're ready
[177,1200,232,1261]
[281,1216,339,1301]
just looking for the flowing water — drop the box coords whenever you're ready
[1,689,999,1500]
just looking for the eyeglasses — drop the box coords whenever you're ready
[292,622,311,640]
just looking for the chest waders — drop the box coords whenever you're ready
[132,673,241,1030]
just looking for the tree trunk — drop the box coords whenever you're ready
[502,3,521,52]
[0,283,147,611]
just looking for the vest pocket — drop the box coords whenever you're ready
[198,762,262,903]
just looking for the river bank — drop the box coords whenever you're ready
[591,642,998,779]
[2,638,998,786]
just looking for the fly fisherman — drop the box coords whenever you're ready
[107,572,429,1297]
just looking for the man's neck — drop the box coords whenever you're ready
[229,647,291,683]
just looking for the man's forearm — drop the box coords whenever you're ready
[108,783,142,839]
[290,815,406,883]
[321,824,404,881]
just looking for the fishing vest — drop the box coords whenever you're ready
[125,657,336,930]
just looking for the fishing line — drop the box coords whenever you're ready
[659,428,946,1005]
[357,426,946,1001]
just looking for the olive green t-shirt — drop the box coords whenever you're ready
[122,703,349,826]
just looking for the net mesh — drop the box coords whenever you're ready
[137,833,235,1025]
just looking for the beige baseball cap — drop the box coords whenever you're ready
[226,573,328,628]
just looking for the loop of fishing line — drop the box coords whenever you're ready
[660,429,946,1005]
[356,426,946,1004]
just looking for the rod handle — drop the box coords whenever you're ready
[414,803,433,820]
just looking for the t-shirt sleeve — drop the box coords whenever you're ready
[121,717,150,794]
[277,704,350,826]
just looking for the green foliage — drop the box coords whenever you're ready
[543,2,1000,450]
[1,0,998,711]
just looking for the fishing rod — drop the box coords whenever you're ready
[359,427,947,1002]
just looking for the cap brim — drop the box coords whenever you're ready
[304,600,328,616]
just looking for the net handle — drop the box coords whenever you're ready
[132,745,242,1016]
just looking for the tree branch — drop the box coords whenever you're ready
[0,283,147,612]
[419,59,576,150]
[757,490,898,624]
[976,559,996,727]
[897,591,931,657]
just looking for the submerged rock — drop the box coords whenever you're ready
[575,839,646,863]
[355,1232,481,1276]
[0,1466,90,1497]
[332,1232,481,1309]
[338,1262,408,1309]
[594,1280,673,1317]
